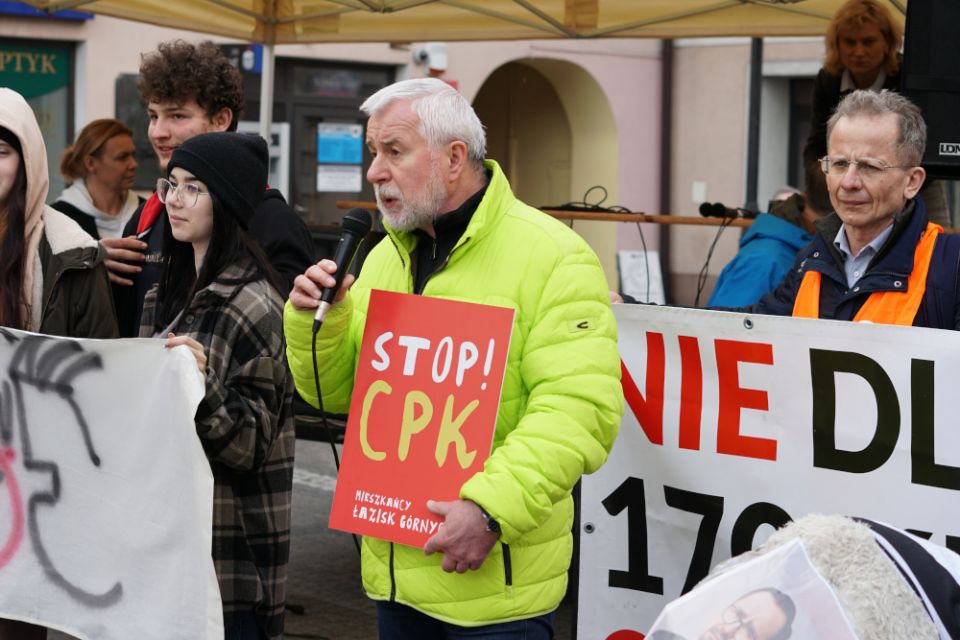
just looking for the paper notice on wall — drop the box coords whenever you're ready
[317,123,363,164]
[316,164,363,193]
[618,249,666,304]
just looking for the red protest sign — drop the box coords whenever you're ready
[329,289,515,548]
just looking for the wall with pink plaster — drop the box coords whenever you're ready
[440,40,663,256]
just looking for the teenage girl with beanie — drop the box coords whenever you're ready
[139,132,294,640]
[0,89,118,640]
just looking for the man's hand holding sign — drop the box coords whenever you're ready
[424,499,500,573]
[325,289,513,551]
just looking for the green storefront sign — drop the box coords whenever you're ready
[0,43,69,99]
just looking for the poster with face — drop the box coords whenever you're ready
[647,540,858,640]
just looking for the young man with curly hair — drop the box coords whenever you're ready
[103,40,314,336]
[98,41,303,640]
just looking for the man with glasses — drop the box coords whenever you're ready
[736,89,960,328]
[698,589,795,640]
[648,588,796,640]
[102,40,314,336]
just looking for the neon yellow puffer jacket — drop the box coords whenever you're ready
[284,160,623,625]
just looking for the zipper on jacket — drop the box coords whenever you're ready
[501,542,513,593]
[389,542,396,601]
[421,237,471,294]
[41,262,93,324]
[385,233,416,292]
[386,234,409,271]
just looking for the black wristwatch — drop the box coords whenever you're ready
[478,505,501,535]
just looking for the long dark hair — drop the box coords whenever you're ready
[156,192,283,327]
[0,135,28,329]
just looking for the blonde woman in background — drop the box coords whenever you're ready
[802,0,949,225]
[51,118,142,240]
[803,0,903,175]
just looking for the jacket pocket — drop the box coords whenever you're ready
[501,542,512,589]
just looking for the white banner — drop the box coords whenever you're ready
[579,305,960,640]
[0,330,221,639]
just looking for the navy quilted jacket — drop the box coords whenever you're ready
[739,197,960,330]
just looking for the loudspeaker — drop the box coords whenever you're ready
[901,0,960,179]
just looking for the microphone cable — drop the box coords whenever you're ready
[308,244,366,557]
[694,215,734,308]
[541,185,652,302]
[694,200,761,307]
[311,319,362,556]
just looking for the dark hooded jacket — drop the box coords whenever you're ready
[0,88,117,339]
[740,197,960,329]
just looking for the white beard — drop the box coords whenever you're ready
[374,162,447,232]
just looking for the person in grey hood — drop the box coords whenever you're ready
[0,89,118,639]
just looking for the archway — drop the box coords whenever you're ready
[473,59,620,286]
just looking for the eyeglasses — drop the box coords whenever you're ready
[157,178,210,208]
[718,606,758,640]
[819,156,914,180]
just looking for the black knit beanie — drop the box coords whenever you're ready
[0,127,22,156]
[167,132,267,229]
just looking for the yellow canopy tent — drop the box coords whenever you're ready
[18,0,909,210]
[15,0,909,134]
[18,0,906,44]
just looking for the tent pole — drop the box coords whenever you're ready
[259,43,276,141]
[659,39,674,304]
[744,37,762,213]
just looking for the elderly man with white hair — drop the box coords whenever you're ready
[283,78,623,638]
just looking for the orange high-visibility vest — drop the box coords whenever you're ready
[792,222,942,325]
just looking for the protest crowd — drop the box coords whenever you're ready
[1,0,959,638]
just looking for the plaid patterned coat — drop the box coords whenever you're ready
[141,258,295,639]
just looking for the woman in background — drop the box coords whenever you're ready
[0,89,118,639]
[51,118,141,240]
[140,131,294,640]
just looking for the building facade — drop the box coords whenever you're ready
[2,7,859,303]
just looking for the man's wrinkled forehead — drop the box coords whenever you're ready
[829,113,901,152]
[366,101,425,145]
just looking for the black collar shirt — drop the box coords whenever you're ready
[412,180,489,294]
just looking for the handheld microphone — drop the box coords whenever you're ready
[313,208,373,333]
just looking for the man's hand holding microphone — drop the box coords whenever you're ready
[290,208,372,333]
[289,261,357,312]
